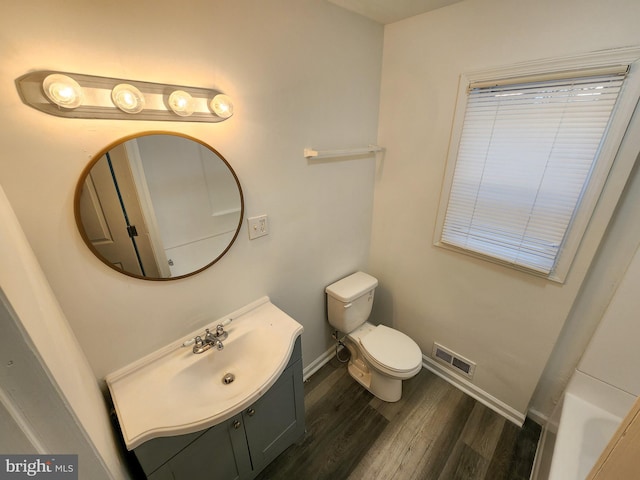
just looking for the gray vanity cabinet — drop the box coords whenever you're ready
[136,337,304,480]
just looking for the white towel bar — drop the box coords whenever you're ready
[303,144,383,159]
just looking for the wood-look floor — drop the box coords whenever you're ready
[255,357,540,480]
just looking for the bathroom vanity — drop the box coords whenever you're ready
[106,298,305,480]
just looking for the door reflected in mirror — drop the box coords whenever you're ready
[75,133,243,280]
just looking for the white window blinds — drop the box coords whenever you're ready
[441,70,625,275]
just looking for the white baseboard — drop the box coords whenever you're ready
[422,355,526,427]
[303,346,335,382]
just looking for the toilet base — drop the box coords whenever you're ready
[344,339,403,402]
[348,362,402,402]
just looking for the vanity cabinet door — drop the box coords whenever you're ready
[135,429,206,475]
[243,359,305,473]
[147,414,252,480]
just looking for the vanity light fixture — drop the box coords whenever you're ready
[42,73,83,108]
[111,83,145,114]
[210,94,234,119]
[168,90,195,117]
[15,70,233,123]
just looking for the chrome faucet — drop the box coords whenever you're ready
[205,328,226,347]
[192,328,224,354]
[189,319,232,354]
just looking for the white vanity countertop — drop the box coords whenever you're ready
[106,296,304,450]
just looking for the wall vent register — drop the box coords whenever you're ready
[433,343,476,379]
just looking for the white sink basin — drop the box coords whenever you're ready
[106,297,304,450]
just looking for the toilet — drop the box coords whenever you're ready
[325,271,422,402]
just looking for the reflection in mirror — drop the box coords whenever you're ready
[75,133,243,280]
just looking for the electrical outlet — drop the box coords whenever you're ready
[247,215,269,240]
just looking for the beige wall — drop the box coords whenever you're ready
[0,0,383,380]
[580,241,640,396]
[371,0,640,415]
[531,153,640,416]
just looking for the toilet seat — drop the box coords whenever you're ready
[358,325,422,375]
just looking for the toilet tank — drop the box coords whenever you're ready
[325,272,378,333]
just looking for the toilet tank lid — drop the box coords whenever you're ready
[325,271,378,302]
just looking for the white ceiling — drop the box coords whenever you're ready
[327,0,464,24]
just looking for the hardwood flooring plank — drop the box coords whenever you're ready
[255,366,387,480]
[303,357,349,408]
[414,393,476,480]
[459,403,506,460]
[256,360,541,480]
[350,373,476,480]
[504,417,542,480]
[484,420,520,480]
[314,404,387,479]
[444,443,490,480]
[436,404,501,480]
[348,371,447,480]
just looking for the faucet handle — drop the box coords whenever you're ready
[194,335,203,347]
[214,324,228,341]
[204,328,215,342]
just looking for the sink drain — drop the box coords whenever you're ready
[222,373,235,385]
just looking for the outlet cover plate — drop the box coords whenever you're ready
[247,215,269,240]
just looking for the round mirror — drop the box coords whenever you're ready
[74,132,244,280]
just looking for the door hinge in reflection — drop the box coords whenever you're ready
[127,225,138,238]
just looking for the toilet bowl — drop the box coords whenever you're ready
[326,272,422,402]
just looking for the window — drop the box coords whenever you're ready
[435,50,640,282]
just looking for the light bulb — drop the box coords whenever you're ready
[168,90,194,116]
[210,94,233,119]
[42,74,83,108]
[111,84,145,114]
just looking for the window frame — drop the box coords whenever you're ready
[434,47,640,283]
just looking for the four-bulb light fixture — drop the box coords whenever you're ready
[17,71,234,122]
